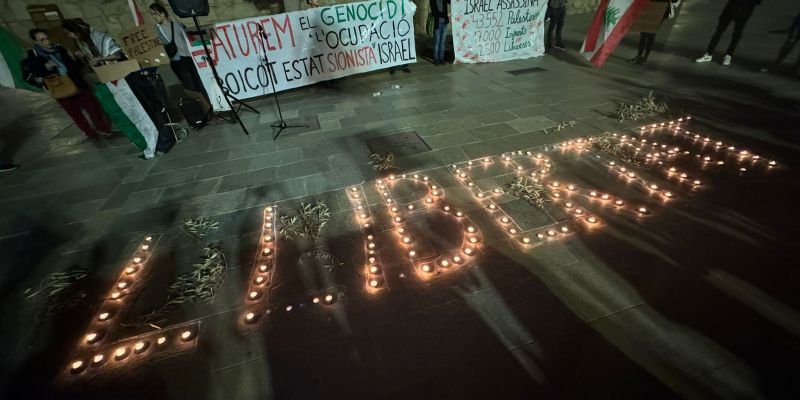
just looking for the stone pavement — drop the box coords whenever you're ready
[2,1,800,399]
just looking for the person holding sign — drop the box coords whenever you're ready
[430,0,450,65]
[22,28,111,141]
[149,2,208,100]
[627,0,678,65]
[62,19,168,159]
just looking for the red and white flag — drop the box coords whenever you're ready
[128,0,144,26]
[581,0,649,67]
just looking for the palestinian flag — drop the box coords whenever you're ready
[0,26,40,91]
[581,0,649,67]
[94,80,159,159]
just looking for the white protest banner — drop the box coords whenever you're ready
[451,0,547,63]
[188,0,416,111]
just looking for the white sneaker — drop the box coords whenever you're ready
[722,55,732,66]
[695,53,712,63]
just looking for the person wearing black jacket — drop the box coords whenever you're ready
[430,0,450,65]
[22,28,110,141]
[695,0,762,66]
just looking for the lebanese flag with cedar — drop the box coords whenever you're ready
[581,0,649,67]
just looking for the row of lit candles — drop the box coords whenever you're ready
[242,207,278,324]
[638,118,778,168]
[373,175,481,277]
[70,327,197,374]
[347,184,388,291]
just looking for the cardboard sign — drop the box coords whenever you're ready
[119,24,169,67]
[630,2,669,33]
[92,59,140,83]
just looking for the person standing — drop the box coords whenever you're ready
[430,0,450,65]
[22,28,111,141]
[149,2,208,100]
[695,0,762,66]
[628,0,678,65]
[546,0,567,51]
[762,13,800,73]
[62,19,173,158]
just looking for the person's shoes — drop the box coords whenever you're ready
[722,54,732,66]
[389,68,396,75]
[97,131,113,137]
[401,66,411,73]
[0,164,19,172]
[627,56,641,64]
[759,67,771,73]
[433,59,439,65]
[695,53,712,63]
[636,57,648,65]
[555,43,566,50]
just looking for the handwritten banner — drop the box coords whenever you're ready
[119,24,169,68]
[189,0,416,111]
[451,0,547,63]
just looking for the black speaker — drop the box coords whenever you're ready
[168,0,209,17]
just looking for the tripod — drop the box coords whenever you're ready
[190,13,256,135]
[256,24,306,140]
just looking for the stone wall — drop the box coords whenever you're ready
[0,0,600,46]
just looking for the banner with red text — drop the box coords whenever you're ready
[451,0,547,63]
[189,0,416,111]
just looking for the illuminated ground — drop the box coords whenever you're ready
[2,2,800,399]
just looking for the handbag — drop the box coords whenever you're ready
[44,74,80,99]
[164,22,178,58]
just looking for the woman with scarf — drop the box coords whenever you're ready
[62,19,174,159]
[23,28,111,141]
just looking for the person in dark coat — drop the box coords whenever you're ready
[22,28,111,141]
[695,0,762,66]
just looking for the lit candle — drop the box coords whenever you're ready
[440,259,450,267]
[464,248,473,255]
[115,347,129,359]
[157,336,167,345]
[560,226,569,233]
[255,276,265,284]
[180,330,193,341]
[522,237,531,244]
[500,217,509,223]
[86,332,99,343]
[421,264,432,272]
[409,250,416,257]
[70,360,84,371]
[93,354,104,364]
[259,264,268,272]
[245,312,256,322]
[117,281,128,289]
[286,305,293,311]
[547,230,556,237]
[403,237,412,244]
[324,294,334,303]
[313,297,320,304]
[249,291,259,299]
[111,292,121,300]
[98,312,110,321]
[125,266,136,274]
[134,341,147,353]
[369,266,379,274]
[587,217,597,224]
[263,248,272,255]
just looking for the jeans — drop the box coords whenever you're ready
[433,18,448,61]
[546,6,566,48]
[706,1,756,56]
[57,89,110,139]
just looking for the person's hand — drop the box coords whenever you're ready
[44,60,57,70]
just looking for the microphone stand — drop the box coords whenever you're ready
[256,24,306,140]
[190,11,255,135]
